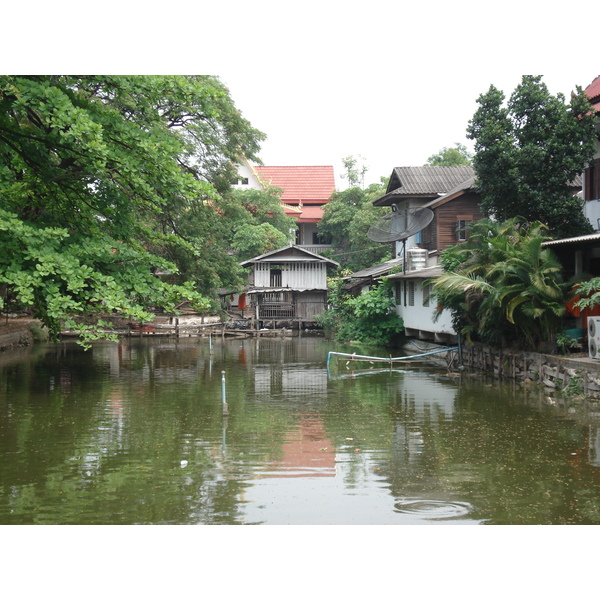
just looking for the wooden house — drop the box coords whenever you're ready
[372,165,477,262]
[240,245,339,328]
[343,166,482,344]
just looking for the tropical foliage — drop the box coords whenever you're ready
[318,181,391,272]
[0,75,266,342]
[432,218,567,350]
[317,278,404,347]
[467,75,597,239]
[573,278,600,313]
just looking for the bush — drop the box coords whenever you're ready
[318,279,404,348]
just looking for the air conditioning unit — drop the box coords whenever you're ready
[588,317,600,358]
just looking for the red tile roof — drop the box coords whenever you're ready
[254,166,335,204]
[283,205,324,223]
[584,75,600,108]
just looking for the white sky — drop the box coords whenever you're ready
[8,1,599,191]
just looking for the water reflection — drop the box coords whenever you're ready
[1,336,600,524]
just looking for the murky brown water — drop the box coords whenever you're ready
[1,335,600,524]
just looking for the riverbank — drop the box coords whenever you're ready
[459,341,600,398]
[0,313,323,351]
[0,318,41,350]
[399,339,600,401]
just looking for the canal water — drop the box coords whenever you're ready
[2,335,600,525]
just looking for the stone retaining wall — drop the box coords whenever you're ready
[462,342,600,397]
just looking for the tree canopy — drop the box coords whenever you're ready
[425,143,473,166]
[0,75,266,341]
[317,179,390,272]
[466,75,597,239]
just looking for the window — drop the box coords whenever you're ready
[421,224,431,244]
[423,284,430,307]
[585,159,600,202]
[456,220,467,241]
[408,281,415,306]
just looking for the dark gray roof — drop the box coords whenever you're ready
[240,244,339,267]
[387,265,444,280]
[422,176,477,209]
[374,166,475,206]
[342,257,404,280]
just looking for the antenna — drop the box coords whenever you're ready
[367,206,434,243]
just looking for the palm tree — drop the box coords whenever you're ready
[432,218,567,350]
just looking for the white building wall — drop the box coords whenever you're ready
[233,162,262,190]
[584,200,600,231]
[395,279,455,337]
[254,263,270,287]
[251,262,327,290]
[282,263,326,290]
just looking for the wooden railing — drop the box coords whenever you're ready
[258,303,295,319]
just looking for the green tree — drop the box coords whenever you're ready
[317,278,404,347]
[232,223,290,261]
[432,218,567,350]
[163,183,296,288]
[226,184,296,260]
[466,75,597,239]
[426,143,473,166]
[340,155,368,189]
[318,179,390,271]
[0,75,265,342]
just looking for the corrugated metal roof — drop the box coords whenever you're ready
[422,176,477,208]
[373,166,475,206]
[543,232,600,246]
[342,258,404,280]
[240,244,339,266]
[254,166,336,204]
[387,265,444,280]
[246,287,324,294]
[392,166,475,194]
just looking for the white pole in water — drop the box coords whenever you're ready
[221,371,229,416]
[209,332,213,354]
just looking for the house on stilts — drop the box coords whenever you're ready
[240,245,339,330]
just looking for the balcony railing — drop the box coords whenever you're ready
[296,244,332,255]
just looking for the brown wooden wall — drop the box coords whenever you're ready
[420,192,484,252]
[295,291,327,320]
[584,158,600,202]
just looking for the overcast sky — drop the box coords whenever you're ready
[9,1,600,190]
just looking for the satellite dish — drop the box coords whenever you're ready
[367,207,434,243]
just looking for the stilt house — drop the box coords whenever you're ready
[240,245,339,328]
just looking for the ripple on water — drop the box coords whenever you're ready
[393,498,473,521]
